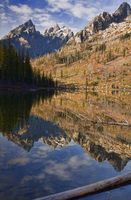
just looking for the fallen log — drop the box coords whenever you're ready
[34,173,131,200]
[102,122,131,127]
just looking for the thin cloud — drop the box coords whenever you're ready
[9,4,33,14]
[47,0,101,19]
[70,3,99,19]
[47,0,71,12]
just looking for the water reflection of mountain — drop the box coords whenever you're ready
[3,116,71,151]
[0,91,131,171]
[32,92,131,171]
[73,132,130,172]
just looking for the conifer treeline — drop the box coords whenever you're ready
[0,42,56,88]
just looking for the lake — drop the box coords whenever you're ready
[0,91,131,200]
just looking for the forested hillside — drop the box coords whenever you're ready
[0,41,56,89]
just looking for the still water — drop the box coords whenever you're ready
[0,91,131,200]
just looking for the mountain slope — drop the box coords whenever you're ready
[33,2,131,90]
[1,20,74,58]
[74,2,131,43]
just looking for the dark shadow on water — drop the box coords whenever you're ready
[0,90,55,133]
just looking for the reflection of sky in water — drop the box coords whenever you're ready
[0,91,131,200]
[0,134,131,200]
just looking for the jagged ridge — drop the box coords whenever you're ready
[75,2,131,43]
[1,20,74,58]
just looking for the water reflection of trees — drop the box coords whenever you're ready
[0,91,54,133]
[0,91,70,152]
[0,91,131,172]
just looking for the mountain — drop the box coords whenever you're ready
[44,24,73,40]
[1,20,74,58]
[32,2,131,90]
[74,2,131,43]
[113,2,131,22]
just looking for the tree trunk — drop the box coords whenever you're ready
[34,173,131,200]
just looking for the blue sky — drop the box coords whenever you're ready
[0,0,131,38]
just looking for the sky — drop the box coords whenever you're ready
[0,0,131,38]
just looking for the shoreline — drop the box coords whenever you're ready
[0,84,131,93]
[0,84,56,92]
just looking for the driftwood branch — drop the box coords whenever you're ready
[34,173,131,200]
[98,119,130,126]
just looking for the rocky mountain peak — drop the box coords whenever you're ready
[2,21,73,58]
[44,24,60,35]
[74,2,131,43]
[44,24,74,39]
[53,24,61,32]
[115,2,131,14]
[113,2,131,22]
[90,2,131,33]
[5,19,36,39]
[24,19,35,28]
[89,11,113,33]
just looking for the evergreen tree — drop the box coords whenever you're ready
[25,51,33,83]
[0,41,56,88]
